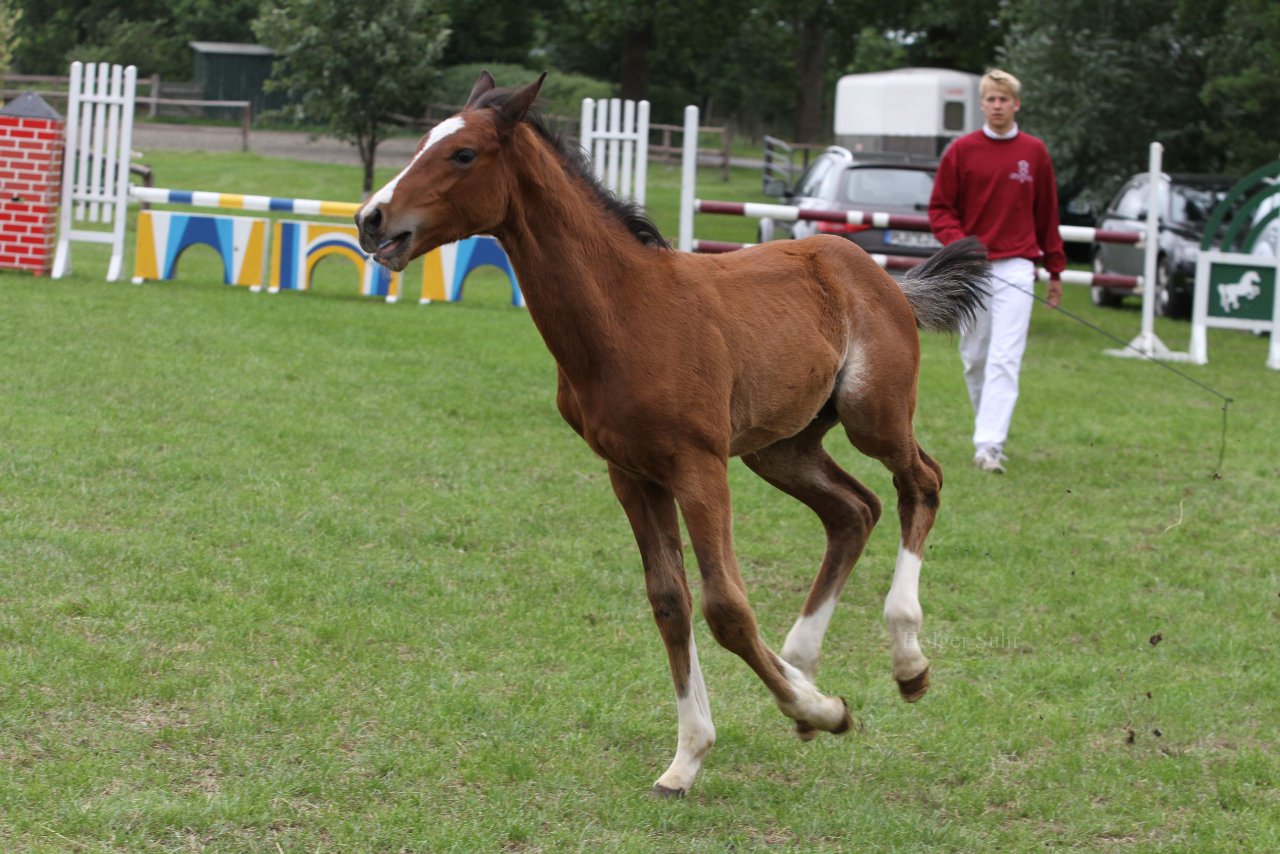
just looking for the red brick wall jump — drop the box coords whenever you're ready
[0,115,65,276]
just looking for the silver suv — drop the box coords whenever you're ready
[760,142,941,257]
[1091,173,1238,318]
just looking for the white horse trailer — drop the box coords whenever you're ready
[834,68,981,157]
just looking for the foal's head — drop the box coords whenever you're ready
[355,71,543,272]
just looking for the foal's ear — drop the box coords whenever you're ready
[465,70,496,108]
[494,72,547,134]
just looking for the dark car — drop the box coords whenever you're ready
[1091,173,1239,318]
[760,145,941,257]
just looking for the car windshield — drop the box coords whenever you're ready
[1171,184,1232,226]
[839,167,935,209]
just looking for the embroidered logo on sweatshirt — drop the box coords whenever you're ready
[1009,160,1034,184]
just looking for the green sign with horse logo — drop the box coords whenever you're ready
[1192,251,1280,369]
[1205,260,1275,322]
[1188,160,1280,369]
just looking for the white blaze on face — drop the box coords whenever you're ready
[361,116,467,214]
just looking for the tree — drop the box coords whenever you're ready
[438,0,550,68]
[11,0,262,77]
[904,0,1005,73]
[545,0,699,103]
[546,0,878,141]
[790,0,832,143]
[846,26,909,76]
[998,0,1216,205]
[766,0,909,143]
[252,0,450,194]
[0,0,20,81]
[1200,0,1280,173]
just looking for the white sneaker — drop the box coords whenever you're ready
[973,445,1006,474]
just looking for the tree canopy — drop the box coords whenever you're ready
[0,0,20,78]
[10,0,261,79]
[1000,0,1280,204]
[9,0,1280,205]
[251,0,450,193]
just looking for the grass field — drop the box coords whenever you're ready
[1,150,1278,852]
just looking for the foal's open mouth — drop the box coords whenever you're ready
[374,232,411,265]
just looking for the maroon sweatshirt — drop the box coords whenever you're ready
[928,128,1066,278]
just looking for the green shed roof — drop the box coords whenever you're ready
[188,42,276,57]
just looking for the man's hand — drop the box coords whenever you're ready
[1047,277,1063,308]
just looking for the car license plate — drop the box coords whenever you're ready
[885,229,940,249]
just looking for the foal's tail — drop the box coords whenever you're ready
[897,237,991,332]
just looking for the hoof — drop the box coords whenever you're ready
[896,667,930,703]
[831,697,853,734]
[651,784,686,799]
[795,697,851,739]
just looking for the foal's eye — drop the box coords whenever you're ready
[452,148,477,165]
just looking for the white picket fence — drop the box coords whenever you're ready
[51,61,137,281]
[579,97,650,207]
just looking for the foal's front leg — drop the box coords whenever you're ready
[672,454,852,736]
[608,466,715,797]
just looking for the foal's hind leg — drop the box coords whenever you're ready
[608,465,715,797]
[742,421,882,737]
[880,444,941,701]
[839,411,942,703]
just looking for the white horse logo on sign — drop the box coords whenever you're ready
[1217,269,1262,313]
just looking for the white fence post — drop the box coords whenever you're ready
[579,97,595,165]
[1104,141,1194,362]
[592,99,608,182]
[634,100,650,208]
[619,99,635,201]
[678,105,699,253]
[606,98,621,193]
[52,60,137,281]
[1138,141,1165,354]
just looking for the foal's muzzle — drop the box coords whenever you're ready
[355,206,411,267]
[354,207,382,254]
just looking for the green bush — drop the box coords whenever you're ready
[438,63,613,119]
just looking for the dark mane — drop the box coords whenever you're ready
[473,88,671,249]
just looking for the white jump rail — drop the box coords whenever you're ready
[128,185,360,217]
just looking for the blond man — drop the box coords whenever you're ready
[928,69,1066,474]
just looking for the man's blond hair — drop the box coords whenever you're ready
[980,69,1021,99]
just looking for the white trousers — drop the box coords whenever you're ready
[960,257,1036,451]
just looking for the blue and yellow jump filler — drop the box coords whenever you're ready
[268,220,399,300]
[132,210,269,287]
[421,235,523,307]
[129,187,522,305]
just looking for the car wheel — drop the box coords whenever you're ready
[1154,256,1190,319]
[1090,253,1121,307]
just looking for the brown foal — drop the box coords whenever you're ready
[356,72,989,797]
